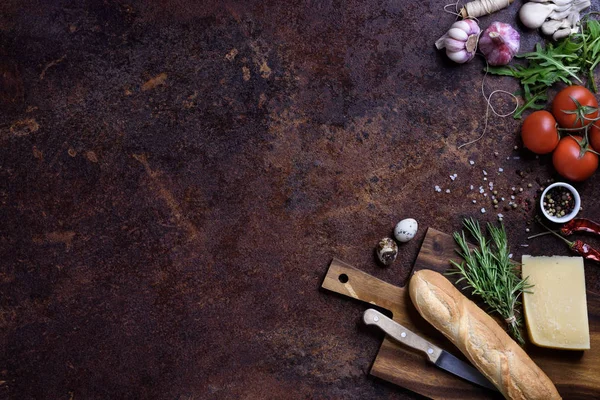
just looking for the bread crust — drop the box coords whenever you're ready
[409,269,561,400]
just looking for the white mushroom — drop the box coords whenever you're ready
[519,3,555,28]
[519,0,590,39]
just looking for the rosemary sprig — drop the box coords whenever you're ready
[447,218,533,345]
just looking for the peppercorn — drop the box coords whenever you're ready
[543,186,575,217]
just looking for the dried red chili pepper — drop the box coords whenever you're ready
[536,217,600,263]
[571,240,600,262]
[561,218,600,236]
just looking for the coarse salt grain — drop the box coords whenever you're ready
[446,189,450,193]
[481,208,486,214]
[508,253,513,259]
[498,168,503,172]
[469,160,475,165]
[482,170,487,176]
[472,199,477,204]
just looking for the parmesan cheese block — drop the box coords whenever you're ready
[522,255,590,350]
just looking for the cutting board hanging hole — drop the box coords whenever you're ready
[338,274,349,283]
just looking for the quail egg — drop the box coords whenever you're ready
[376,237,398,266]
[394,218,418,242]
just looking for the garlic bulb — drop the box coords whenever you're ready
[435,19,481,64]
[479,22,520,66]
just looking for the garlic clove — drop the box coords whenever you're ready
[447,49,471,63]
[445,38,466,52]
[448,27,469,42]
[462,18,481,35]
[452,20,474,34]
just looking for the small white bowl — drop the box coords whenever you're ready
[540,182,581,223]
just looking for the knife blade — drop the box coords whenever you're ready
[363,308,497,392]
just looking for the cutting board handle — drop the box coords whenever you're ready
[321,258,407,317]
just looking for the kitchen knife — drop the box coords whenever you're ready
[363,308,498,392]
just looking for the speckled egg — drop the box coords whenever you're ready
[394,218,418,242]
[376,237,398,266]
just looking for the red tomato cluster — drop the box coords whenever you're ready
[521,85,600,182]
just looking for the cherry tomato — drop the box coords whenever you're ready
[590,124,600,153]
[552,85,599,129]
[552,136,598,181]
[521,110,559,154]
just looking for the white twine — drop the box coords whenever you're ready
[463,0,512,18]
[443,0,462,18]
[458,58,519,149]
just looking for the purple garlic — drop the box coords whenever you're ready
[435,19,481,64]
[479,22,520,66]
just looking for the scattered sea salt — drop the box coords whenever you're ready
[481,208,486,214]
[469,160,475,165]
[472,199,477,204]
[508,253,513,259]
[445,189,451,193]
[498,168,503,172]
[482,170,488,176]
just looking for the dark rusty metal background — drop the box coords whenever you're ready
[1,1,600,399]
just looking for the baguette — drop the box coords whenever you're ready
[409,269,561,400]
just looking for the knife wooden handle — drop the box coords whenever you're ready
[363,308,442,363]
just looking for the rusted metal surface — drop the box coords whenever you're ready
[1,1,600,399]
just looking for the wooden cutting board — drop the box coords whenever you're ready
[321,227,600,399]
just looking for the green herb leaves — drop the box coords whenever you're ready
[448,218,532,345]
[486,16,600,118]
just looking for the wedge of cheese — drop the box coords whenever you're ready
[522,255,590,350]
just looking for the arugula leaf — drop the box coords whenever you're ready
[485,15,600,118]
